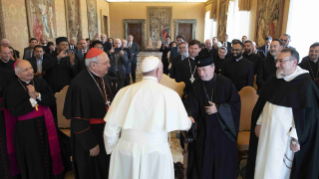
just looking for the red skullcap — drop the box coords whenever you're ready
[86,48,104,59]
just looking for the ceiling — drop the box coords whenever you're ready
[105,0,207,2]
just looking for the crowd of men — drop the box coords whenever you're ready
[0,31,319,179]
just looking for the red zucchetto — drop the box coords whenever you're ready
[86,48,104,59]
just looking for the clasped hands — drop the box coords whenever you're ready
[27,85,39,100]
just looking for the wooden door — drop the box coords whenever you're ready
[178,23,193,43]
[103,16,108,35]
[128,23,142,50]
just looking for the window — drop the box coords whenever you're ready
[226,0,250,41]
[204,11,217,41]
[286,0,319,59]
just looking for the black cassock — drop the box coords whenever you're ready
[0,59,15,71]
[176,57,200,95]
[243,53,262,75]
[184,74,241,179]
[246,74,319,179]
[0,69,19,179]
[44,51,79,93]
[63,70,114,179]
[221,57,254,91]
[0,77,64,179]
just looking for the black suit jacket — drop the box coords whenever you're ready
[23,47,33,59]
[102,42,112,52]
[169,55,184,79]
[160,43,171,63]
[169,47,180,61]
[108,50,129,80]
[256,55,277,89]
[221,41,232,54]
[27,54,55,76]
[129,42,139,64]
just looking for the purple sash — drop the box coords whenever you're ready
[0,97,20,176]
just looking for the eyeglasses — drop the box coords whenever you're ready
[275,59,293,64]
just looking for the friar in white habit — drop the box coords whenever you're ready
[103,56,193,179]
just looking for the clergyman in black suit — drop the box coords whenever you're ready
[127,35,139,83]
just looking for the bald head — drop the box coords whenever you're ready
[15,60,34,81]
[1,46,11,63]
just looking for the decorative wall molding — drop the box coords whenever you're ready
[174,19,197,40]
[123,19,146,50]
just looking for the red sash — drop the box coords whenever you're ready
[90,118,105,124]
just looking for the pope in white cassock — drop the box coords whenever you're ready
[103,56,193,179]
[246,48,319,179]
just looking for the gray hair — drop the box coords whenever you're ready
[282,34,291,40]
[218,46,228,54]
[85,57,99,67]
[179,42,188,48]
[128,35,134,39]
[115,38,121,44]
[1,39,9,45]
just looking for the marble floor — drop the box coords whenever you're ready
[63,52,247,179]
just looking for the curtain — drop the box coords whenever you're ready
[286,0,319,59]
[238,0,250,11]
[205,11,218,40]
[226,0,251,41]
[210,2,217,20]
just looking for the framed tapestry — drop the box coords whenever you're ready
[217,0,227,41]
[87,0,98,40]
[25,0,57,42]
[147,6,172,46]
[65,0,82,41]
[255,0,285,47]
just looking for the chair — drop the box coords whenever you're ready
[237,86,258,169]
[160,74,186,178]
[55,85,70,129]
[253,75,258,91]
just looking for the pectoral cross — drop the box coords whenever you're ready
[106,100,111,107]
[190,75,195,84]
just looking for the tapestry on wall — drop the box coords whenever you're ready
[147,6,172,44]
[65,0,82,41]
[0,0,4,40]
[217,0,227,41]
[255,0,285,47]
[87,0,98,39]
[25,0,57,42]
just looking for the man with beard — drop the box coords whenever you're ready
[64,48,114,179]
[256,39,283,89]
[185,55,241,179]
[214,47,227,74]
[0,46,15,71]
[175,40,201,95]
[160,36,171,74]
[45,37,78,93]
[199,39,218,59]
[299,43,319,83]
[170,35,185,60]
[221,41,254,91]
[243,40,262,74]
[0,60,64,179]
[246,48,319,179]
[169,42,189,79]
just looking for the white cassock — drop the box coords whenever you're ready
[254,66,308,179]
[103,76,191,179]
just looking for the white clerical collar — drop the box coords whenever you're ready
[276,66,309,82]
[142,76,158,82]
[235,56,243,62]
[89,68,102,77]
[20,78,31,84]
